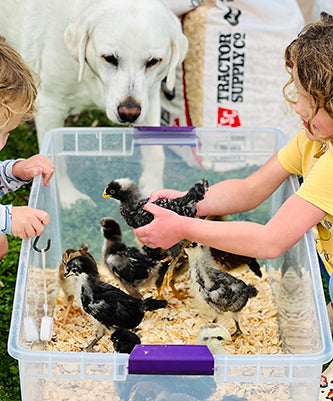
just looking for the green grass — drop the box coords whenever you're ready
[0,110,115,401]
[0,122,38,401]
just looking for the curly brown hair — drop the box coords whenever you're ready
[0,35,39,126]
[283,12,333,139]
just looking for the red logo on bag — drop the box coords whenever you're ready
[217,107,241,127]
[173,118,180,126]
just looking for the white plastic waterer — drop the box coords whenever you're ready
[24,235,53,342]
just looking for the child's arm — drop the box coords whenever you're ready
[133,153,326,258]
[135,192,325,259]
[0,155,54,239]
[196,152,291,217]
[147,152,290,216]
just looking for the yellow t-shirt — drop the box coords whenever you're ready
[278,129,333,275]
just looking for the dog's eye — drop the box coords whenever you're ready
[146,58,161,69]
[103,54,119,67]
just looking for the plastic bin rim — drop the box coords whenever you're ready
[40,126,288,143]
[42,126,287,134]
[7,342,333,366]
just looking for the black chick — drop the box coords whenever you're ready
[103,178,208,298]
[102,178,209,228]
[64,255,167,351]
[185,243,257,331]
[100,217,168,299]
[110,328,141,354]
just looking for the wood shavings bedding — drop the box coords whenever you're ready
[45,264,282,355]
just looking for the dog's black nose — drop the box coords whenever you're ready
[118,97,141,123]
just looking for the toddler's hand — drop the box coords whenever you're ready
[11,206,49,239]
[12,155,54,186]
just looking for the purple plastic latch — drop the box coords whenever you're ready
[128,344,214,375]
[136,126,195,132]
[133,126,198,146]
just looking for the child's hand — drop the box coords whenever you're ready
[11,206,49,239]
[148,189,186,203]
[133,203,184,249]
[12,155,55,186]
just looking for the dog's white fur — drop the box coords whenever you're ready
[0,0,188,205]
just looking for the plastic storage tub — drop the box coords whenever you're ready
[8,127,333,401]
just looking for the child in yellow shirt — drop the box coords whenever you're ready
[133,12,333,397]
[0,36,54,259]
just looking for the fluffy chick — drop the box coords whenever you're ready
[100,217,168,299]
[185,243,258,332]
[103,178,208,297]
[103,178,209,228]
[57,244,95,322]
[64,254,167,351]
[110,328,141,354]
[197,323,231,355]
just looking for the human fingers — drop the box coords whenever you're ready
[41,163,55,186]
[12,155,54,185]
[32,156,55,186]
[142,202,164,215]
[133,225,149,244]
[148,189,186,203]
[148,190,167,203]
[23,210,48,238]
[34,209,50,226]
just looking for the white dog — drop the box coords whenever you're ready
[0,0,188,206]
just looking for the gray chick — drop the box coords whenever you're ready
[185,243,258,331]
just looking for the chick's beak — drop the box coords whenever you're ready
[103,188,110,198]
[63,269,74,278]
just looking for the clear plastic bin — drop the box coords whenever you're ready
[8,127,332,401]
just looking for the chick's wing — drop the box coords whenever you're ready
[81,282,144,329]
[198,268,257,313]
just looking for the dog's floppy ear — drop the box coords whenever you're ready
[64,19,89,82]
[165,23,188,91]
